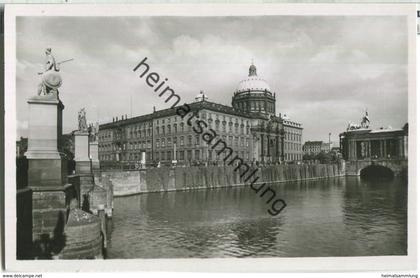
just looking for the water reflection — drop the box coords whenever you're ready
[107,177,407,258]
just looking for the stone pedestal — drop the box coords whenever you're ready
[89,141,100,171]
[74,131,91,174]
[23,95,71,252]
[25,95,66,187]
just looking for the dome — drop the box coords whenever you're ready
[235,64,271,94]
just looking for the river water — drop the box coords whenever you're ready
[106,177,407,258]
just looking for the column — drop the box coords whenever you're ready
[261,133,264,161]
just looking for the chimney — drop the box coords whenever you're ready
[153,106,156,113]
[116,116,118,121]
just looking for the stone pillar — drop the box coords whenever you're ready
[74,131,91,174]
[24,95,69,243]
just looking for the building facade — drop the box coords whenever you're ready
[302,141,330,155]
[98,64,303,166]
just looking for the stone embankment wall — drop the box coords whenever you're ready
[101,163,345,197]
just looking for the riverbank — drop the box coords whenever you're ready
[100,163,345,197]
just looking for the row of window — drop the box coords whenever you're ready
[284,153,302,161]
[235,100,275,113]
[285,132,302,142]
[285,142,302,151]
[100,135,252,152]
[101,149,252,162]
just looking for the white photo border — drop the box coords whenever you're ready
[4,3,418,272]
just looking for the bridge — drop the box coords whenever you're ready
[344,158,408,177]
[339,124,408,177]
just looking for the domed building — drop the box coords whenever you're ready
[232,64,276,116]
[99,63,303,166]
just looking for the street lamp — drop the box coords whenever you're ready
[329,132,331,152]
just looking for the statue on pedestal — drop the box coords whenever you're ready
[347,109,371,131]
[360,110,370,128]
[88,122,99,142]
[37,48,73,96]
[78,108,88,132]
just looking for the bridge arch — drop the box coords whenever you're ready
[359,164,394,179]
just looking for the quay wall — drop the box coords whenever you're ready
[101,163,345,196]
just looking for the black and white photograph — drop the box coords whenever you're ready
[3,3,418,274]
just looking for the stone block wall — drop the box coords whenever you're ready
[102,163,345,196]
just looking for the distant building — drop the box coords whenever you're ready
[98,64,303,166]
[302,141,330,155]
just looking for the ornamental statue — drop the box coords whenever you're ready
[347,109,371,131]
[360,110,370,128]
[37,48,73,96]
[88,122,99,142]
[78,108,88,132]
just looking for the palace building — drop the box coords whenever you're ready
[98,64,303,166]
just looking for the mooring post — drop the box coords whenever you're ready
[98,204,107,250]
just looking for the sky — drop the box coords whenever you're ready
[16,16,408,144]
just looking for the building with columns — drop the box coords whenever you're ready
[339,124,408,161]
[98,64,303,166]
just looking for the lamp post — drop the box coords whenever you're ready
[329,132,331,152]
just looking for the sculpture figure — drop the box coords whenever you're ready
[347,121,361,131]
[360,110,370,128]
[37,48,73,96]
[88,122,99,141]
[347,110,371,131]
[78,108,88,132]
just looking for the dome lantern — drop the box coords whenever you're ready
[249,64,257,77]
